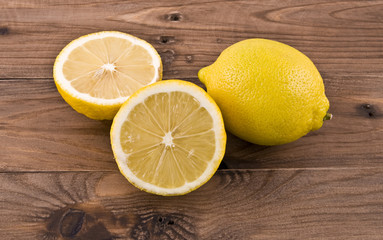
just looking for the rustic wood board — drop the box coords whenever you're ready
[1,78,382,171]
[1,169,383,239]
[1,0,383,239]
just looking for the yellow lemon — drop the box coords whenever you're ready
[198,39,330,145]
[110,80,226,195]
[53,31,162,120]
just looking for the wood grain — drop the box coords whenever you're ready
[1,1,383,238]
[0,0,382,79]
[0,79,115,172]
[1,78,382,171]
[1,0,382,171]
[1,169,383,239]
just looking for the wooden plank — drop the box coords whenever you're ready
[1,0,382,171]
[0,79,115,172]
[0,0,382,79]
[1,1,382,239]
[1,169,383,239]
[1,78,382,171]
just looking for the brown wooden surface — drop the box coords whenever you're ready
[1,0,383,239]
[2,169,383,239]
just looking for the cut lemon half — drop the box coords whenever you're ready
[111,80,226,196]
[53,31,162,120]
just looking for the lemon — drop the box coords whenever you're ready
[198,39,330,145]
[110,80,226,195]
[53,31,162,120]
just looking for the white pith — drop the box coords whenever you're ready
[111,81,225,195]
[162,132,175,148]
[54,31,161,105]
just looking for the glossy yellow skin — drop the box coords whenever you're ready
[55,82,122,120]
[199,39,330,145]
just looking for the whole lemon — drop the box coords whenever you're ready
[198,39,330,145]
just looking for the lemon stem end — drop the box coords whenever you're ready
[323,112,332,121]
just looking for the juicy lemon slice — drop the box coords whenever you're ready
[110,80,226,195]
[53,31,162,120]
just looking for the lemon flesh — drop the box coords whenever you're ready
[111,80,226,195]
[54,31,162,120]
[199,39,330,145]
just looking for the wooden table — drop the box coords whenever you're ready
[1,1,383,239]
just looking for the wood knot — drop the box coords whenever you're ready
[0,27,9,35]
[216,38,222,43]
[159,49,175,67]
[360,103,377,118]
[44,205,114,240]
[159,36,175,45]
[185,55,194,63]
[166,12,182,22]
[156,215,175,228]
[60,208,85,237]
[132,213,197,239]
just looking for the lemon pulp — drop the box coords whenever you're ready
[121,91,215,188]
[54,31,162,120]
[111,80,226,195]
[63,37,156,99]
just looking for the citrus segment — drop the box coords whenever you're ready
[54,31,162,120]
[111,80,226,195]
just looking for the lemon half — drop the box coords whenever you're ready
[53,31,162,120]
[111,80,226,195]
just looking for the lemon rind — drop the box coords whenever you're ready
[53,31,162,106]
[110,80,226,196]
